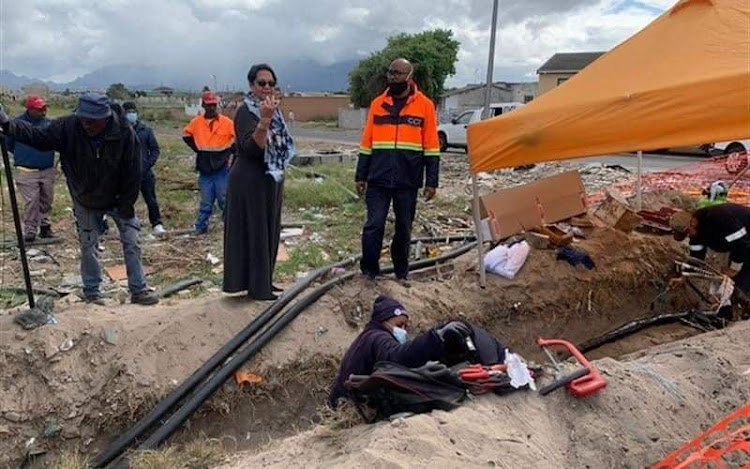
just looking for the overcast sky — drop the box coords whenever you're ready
[0,0,674,86]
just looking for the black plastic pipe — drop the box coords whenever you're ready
[0,135,35,308]
[92,256,358,468]
[577,311,716,354]
[130,271,358,457]
[98,238,477,467]
[129,241,478,456]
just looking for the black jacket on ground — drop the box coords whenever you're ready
[688,203,750,270]
[8,111,141,219]
[327,321,443,408]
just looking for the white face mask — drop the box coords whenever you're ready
[392,326,407,344]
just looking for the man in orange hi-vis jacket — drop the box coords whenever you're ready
[355,58,440,286]
[183,90,235,234]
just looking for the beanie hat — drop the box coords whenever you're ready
[371,295,409,323]
[76,92,112,119]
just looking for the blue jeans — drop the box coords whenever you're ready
[195,168,228,232]
[73,200,148,297]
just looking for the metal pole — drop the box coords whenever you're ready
[0,136,35,308]
[481,0,499,121]
[472,0,499,288]
[636,150,643,211]
[472,175,486,287]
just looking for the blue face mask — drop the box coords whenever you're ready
[392,327,407,344]
[125,112,138,124]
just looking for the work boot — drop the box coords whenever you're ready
[131,290,159,306]
[85,293,107,306]
[39,225,53,239]
[396,276,412,288]
[716,305,733,321]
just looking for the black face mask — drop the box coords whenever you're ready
[388,81,409,96]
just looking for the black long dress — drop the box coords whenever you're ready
[223,104,283,298]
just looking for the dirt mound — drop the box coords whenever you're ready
[0,225,700,465]
[220,321,750,469]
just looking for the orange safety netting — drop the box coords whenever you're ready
[587,152,750,206]
[652,402,750,468]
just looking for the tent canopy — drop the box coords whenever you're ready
[467,0,750,173]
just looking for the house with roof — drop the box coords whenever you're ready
[438,81,537,121]
[537,52,605,94]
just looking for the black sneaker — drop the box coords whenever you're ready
[23,233,36,243]
[132,291,159,306]
[85,294,107,306]
[39,225,53,238]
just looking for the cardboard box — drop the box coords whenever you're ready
[593,189,642,232]
[479,171,587,241]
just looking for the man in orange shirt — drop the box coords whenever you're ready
[355,58,441,285]
[183,91,235,234]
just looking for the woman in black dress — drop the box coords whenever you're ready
[224,63,295,300]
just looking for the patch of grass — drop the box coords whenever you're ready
[284,163,359,210]
[139,107,190,130]
[0,288,28,309]
[275,242,326,279]
[284,178,356,210]
[131,438,226,469]
[53,451,89,469]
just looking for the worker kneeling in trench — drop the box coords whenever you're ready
[327,294,506,409]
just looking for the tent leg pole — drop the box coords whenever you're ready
[471,173,486,288]
[636,150,643,211]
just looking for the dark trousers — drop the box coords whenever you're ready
[361,185,418,279]
[140,169,162,227]
[736,263,749,295]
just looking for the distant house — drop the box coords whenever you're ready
[152,86,175,97]
[438,82,537,121]
[537,52,605,94]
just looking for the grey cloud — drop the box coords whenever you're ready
[1,0,663,87]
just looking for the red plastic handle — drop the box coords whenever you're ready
[537,337,607,398]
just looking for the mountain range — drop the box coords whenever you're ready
[1,59,359,93]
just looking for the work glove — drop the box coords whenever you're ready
[0,104,10,128]
[436,321,471,343]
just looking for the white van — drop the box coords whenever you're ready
[438,102,523,152]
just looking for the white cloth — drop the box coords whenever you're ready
[484,241,530,279]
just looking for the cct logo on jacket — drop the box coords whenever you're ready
[356,84,440,190]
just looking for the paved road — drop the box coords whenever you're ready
[293,126,707,172]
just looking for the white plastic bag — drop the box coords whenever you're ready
[484,241,530,279]
[505,351,536,390]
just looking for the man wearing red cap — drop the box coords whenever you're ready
[182,90,235,234]
[7,95,56,242]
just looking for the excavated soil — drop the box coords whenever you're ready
[0,222,728,466]
[220,321,750,469]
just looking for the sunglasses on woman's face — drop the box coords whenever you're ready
[255,80,276,88]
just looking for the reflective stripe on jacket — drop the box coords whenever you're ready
[356,84,440,189]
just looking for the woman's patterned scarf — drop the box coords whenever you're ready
[244,93,295,182]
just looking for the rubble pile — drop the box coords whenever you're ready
[474,162,635,194]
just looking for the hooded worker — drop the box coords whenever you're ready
[327,295,473,409]
[669,203,750,316]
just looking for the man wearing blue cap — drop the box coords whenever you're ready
[0,93,158,306]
